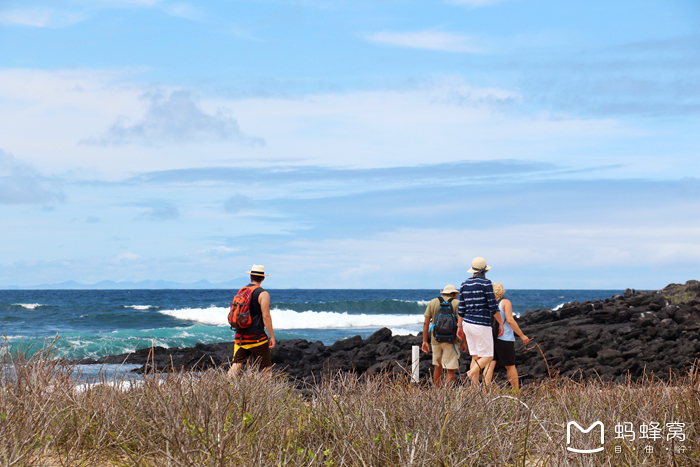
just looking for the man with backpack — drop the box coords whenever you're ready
[421,285,465,387]
[227,265,276,376]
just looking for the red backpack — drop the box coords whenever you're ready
[228,285,261,329]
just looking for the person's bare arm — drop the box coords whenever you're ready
[421,316,431,354]
[259,291,275,349]
[457,316,466,352]
[502,299,529,346]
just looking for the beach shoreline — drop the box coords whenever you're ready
[69,280,700,386]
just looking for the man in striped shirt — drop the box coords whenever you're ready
[458,257,504,385]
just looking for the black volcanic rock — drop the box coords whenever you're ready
[73,280,700,386]
[512,280,700,384]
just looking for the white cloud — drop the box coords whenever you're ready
[365,30,485,53]
[265,224,700,288]
[3,218,697,287]
[162,3,204,21]
[100,0,162,5]
[192,246,240,258]
[116,252,142,261]
[0,1,201,31]
[0,68,644,179]
[0,149,64,205]
[447,0,505,7]
[138,204,180,221]
[0,7,84,28]
[224,193,253,213]
[85,90,265,146]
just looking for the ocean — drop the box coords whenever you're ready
[0,288,622,361]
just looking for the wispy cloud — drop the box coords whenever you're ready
[83,90,265,146]
[224,193,254,214]
[447,0,505,6]
[365,31,485,53]
[263,222,700,288]
[0,7,84,28]
[102,0,162,6]
[137,203,180,221]
[510,35,700,118]
[161,3,205,21]
[0,1,200,30]
[0,150,65,205]
[132,200,180,222]
[130,160,558,188]
[116,252,143,261]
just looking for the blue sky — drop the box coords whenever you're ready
[1,0,699,289]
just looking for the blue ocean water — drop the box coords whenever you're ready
[0,289,621,360]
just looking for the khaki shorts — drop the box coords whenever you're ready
[431,342,461,370]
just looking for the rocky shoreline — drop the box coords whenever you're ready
[75,280,700,385]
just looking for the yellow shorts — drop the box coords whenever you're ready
[431,342,461,370]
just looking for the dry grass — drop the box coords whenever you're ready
[1,341,699,466]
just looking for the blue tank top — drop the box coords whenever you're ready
[498,300,515,342]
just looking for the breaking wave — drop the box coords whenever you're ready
[158,306,424,329]
[13,303,44,309]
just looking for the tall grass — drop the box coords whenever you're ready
[1,342,698,466]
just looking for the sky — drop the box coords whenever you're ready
[0,0,699,289]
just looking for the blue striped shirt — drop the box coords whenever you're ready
[458,277,499,327]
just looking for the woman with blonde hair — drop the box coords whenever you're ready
[484,283,530,389]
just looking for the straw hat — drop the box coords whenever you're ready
[441,284,459,295]
[467,257,491,273]
[247,264,268,276]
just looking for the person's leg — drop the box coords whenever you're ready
[468,357,494,383]
[439,342,459,387]
[464,324,481,384]
[227,362,243,376]
[431,343,445,387]
[484,360,497,385]
[467,356,483,384]
[466,323,494,384]
[445,369,456,387]
[485,339,506,386]
[229,345,249,377]
[433,364,444,387]
[250,344,272,378]
[505,365,519,390]
[475,356,493,377]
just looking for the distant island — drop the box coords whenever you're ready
[0,278,246,290]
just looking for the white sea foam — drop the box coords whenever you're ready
[3,335,28,341]
[552,302,566,311]
[394,299,430,307]
[73,379,144,394]
[125,305,155,310]
[272,309,424,329]
[159,306,229,326]
[14,303,43,309]
[389,327,418,336]
[158,306,424,329]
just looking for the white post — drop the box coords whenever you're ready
[411,345,419,383]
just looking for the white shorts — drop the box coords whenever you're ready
[463,322,494,358]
